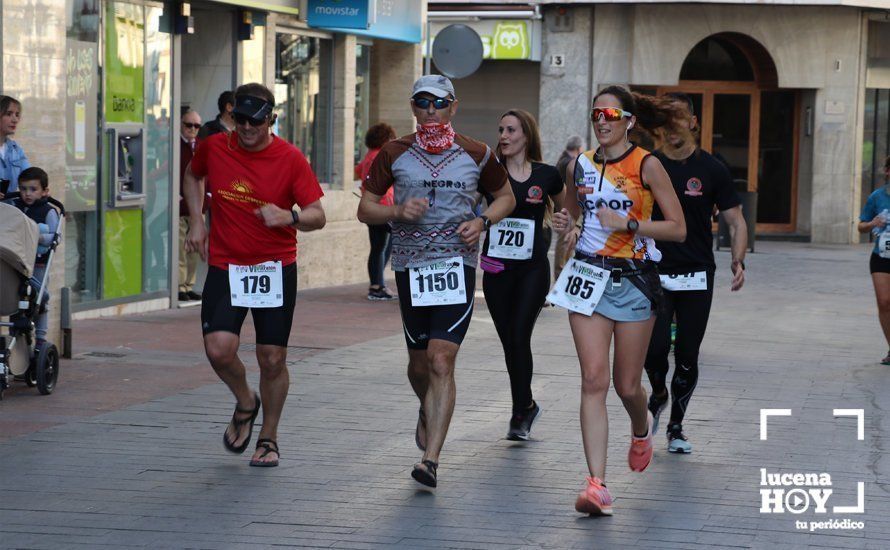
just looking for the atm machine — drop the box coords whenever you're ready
[101,123,146,299]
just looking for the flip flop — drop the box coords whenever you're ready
[223,392,261,454]
[250,438,279,467]
[411,459,438,488]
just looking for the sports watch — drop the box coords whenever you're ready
[291,209,300,226]
[479,215,491,231]
[626,218,639,233]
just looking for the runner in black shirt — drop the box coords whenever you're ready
[645,93,747,453]
[481,109,564,441]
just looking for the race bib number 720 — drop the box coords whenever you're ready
[228,261,284,308]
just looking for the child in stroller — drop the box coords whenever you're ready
[0,166,65,398]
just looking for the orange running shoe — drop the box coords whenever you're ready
[574,476,613,516]
[628,410,654,472]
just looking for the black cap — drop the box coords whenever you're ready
[233,94,273,120]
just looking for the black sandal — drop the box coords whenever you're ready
[223,392,261,454]
[411,459,438,488]
[250,438,280,467]
[415,407,427,451]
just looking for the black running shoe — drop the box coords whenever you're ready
[648,390,668,435]
[506,401,541,441]
[666,422,692,453]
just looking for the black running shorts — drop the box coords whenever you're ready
[201,263,297,347]
[394,264,476,350]
[870,253,890,274]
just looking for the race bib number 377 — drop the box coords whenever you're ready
[547,258,609,316]
[659,271,708,291]
[880,232,890,259]
[409,257,466,307]
[228,261,284,308]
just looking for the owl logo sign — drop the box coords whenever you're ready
[491,22,529,60]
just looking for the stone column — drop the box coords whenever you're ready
[332,33,357,190]
[538,5,595,163]
[370,39,423,137]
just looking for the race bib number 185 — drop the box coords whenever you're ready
[546,258,609,316]
[228,261,284,308]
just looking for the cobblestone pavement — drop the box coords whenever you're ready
[1,242,889,549]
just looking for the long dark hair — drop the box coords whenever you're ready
[496,109,543,163]
[593,85,693,146]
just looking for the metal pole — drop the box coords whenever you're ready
[425,19,431,75]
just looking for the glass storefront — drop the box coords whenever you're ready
[274,32,334,183]
[864,89,890,195]
[65,0,172,307]
[354,43,371,166]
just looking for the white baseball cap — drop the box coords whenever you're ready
[411,74,455,99]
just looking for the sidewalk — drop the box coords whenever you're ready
[1,242,889,549]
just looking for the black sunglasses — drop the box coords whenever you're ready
[412,97,453,110]
[234,113,269,127]
[182,122,201,130]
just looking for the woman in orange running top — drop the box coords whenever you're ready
[552,85,686,516]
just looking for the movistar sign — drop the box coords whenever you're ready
[307,0,370,30]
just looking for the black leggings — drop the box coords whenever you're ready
[483,259,550,412]
[367,224,392,287]
[644,271,715,425]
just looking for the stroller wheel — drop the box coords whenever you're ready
[36,343,59,395]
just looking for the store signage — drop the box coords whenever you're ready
[311,0,422,44]
[307,0,371,30]
[428,20,539,61]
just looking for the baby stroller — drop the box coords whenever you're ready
[0,195,65,399]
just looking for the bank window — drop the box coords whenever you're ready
[274,33,333,183]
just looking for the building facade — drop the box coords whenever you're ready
[1,0,424,344]
[431,0,890,242]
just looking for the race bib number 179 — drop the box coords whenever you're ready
[228,261,284,308]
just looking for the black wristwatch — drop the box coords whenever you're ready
[291,209,300,226]
[733,259,745,271]
[626,218,639,233]
[479,215,491,231]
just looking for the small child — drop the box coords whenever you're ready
[9,167,58,345]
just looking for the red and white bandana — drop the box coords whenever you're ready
[415,122,455,154]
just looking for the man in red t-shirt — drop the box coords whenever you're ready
[184,83,326,467]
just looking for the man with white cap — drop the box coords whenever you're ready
[184,82,327,468]
[358,75,516,487]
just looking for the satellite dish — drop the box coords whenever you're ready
[432,24,483,79]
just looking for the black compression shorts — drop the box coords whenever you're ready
[201,263,297,347]
[394,264,476,350]
[870,253,890,274]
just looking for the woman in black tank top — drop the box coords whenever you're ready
[480,109,565,441]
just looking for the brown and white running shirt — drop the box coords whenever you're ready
[364,133,508,271]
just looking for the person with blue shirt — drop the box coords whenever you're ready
[0,95,30,199]
[858,155,890,365]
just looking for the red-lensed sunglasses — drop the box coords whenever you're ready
[591,108,633,122]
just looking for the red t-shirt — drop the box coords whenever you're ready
[190,132,324,269]
[357,148,394,206]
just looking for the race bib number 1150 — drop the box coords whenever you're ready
[409,257,466,307]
